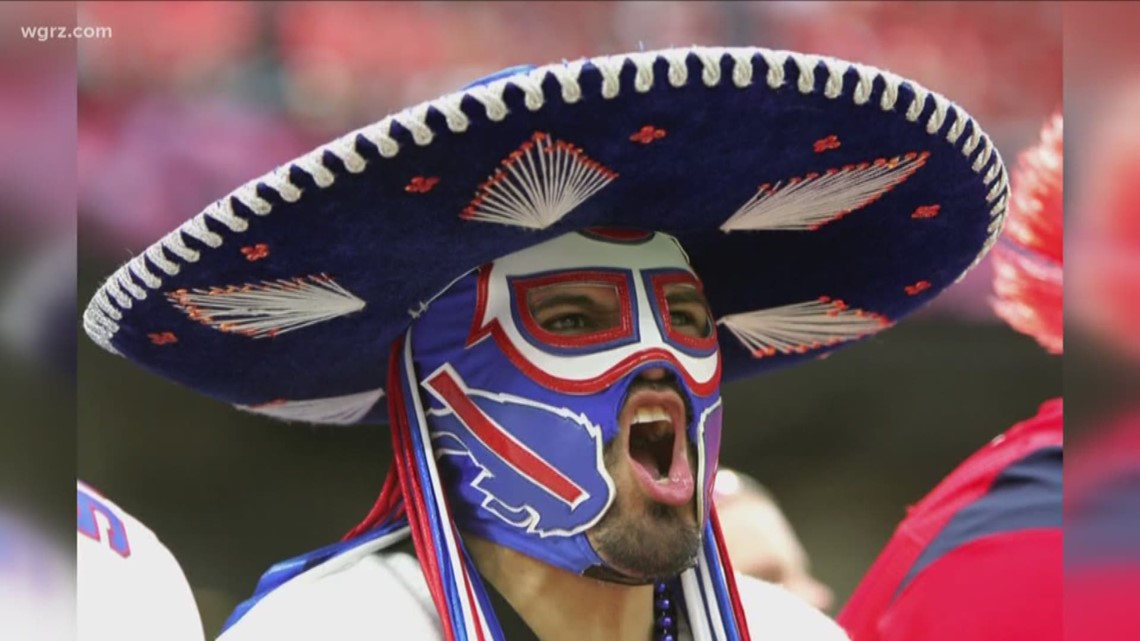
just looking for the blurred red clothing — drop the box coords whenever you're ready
[1064,409,1140,641]
[839,398,1062,641]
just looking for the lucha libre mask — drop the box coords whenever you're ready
[410,230,724,580]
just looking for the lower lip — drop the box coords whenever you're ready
[628,445,695,507]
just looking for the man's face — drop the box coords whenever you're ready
[415,230,724,579]
[524,279,713,580]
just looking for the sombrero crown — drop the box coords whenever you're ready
[84,46,1008,425]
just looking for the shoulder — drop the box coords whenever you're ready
[77,482,188,591]
[76,481,205,641]
[219,552,441,641]
[734,573,850,641]
[77,481,171,563]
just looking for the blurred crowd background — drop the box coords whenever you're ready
[68,2,1061,633]
[1,2,1137,640]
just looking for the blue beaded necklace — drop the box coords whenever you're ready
[654,581,679,641]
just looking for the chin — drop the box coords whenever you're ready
[587,497,702,581]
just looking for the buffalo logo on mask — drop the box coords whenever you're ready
[423,364,614,537]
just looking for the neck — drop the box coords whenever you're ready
[464,534,656,641]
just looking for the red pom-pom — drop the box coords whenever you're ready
[1007,113,1064,264]
[992,113,1063,354]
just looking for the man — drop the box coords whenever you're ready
[713,469,834,612]
[82,46,1008,640]
[838,114,1062,641]
[77,481,207,641]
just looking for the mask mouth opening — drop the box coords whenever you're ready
[618,375,696,508]
[629,409,676,478]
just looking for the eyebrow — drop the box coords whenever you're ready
[529,293,617,315]
[665,288,709,307]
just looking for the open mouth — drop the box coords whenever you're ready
[629,406,676,479]
[620,389,695,507]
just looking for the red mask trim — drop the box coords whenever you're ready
[423,366,589,506]
[468,266,722,396]
[510,270,635,350]
[649,271,719,353]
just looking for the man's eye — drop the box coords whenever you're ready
[543,314,591,333]
[669,308,712,338]
[670,311,696,326]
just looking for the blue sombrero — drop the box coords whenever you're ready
[83,46,1008,426]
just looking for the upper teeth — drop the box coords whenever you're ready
[632,406,671,426]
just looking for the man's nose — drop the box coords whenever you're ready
[639,367,670,381]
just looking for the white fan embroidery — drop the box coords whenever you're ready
[461,131,619,229]
[166,273,365,338]
[720,151,929,232]
[717,297,891,358]
[237,387,385,425]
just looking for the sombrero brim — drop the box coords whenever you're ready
[83,46,1008,425]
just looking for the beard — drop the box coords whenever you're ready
[586,440,702,582]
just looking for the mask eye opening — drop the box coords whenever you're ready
[647,270,718,354]
[511,269,637,351]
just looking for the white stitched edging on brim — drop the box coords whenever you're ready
[82,46,1010,356]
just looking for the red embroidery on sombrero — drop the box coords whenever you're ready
[406,176,440,193]
[819,296,849,314]
[241,244,270,261]
[911,204,941,219]
[721,151,930,232]
[461,132,618,230]
[905,280,933,296]
[813,135,841,153]
[148,332,178,345]
[717,297,892,358]
[630,125,667,145]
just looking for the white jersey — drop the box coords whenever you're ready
[219,549,848,641]
[77,481,206,641]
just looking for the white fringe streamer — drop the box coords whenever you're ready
[166,274,365,339]
[717,297,891,358]
[461,132,619,230]
[720,152,929,232]
[236,387,385,425]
